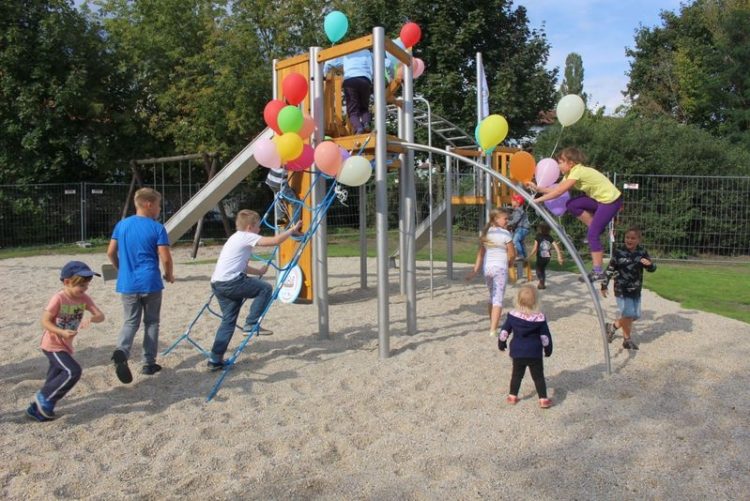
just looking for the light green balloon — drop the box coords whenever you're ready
[277,106,304,134]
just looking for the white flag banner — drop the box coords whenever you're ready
[478,59,490,120]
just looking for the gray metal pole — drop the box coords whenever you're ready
[414,96,434,297]
[403,60,417,335]
[373,28,390,358]
[395,141,612,376]
[311,46,329,340]
[445,147,454,280]
[359,184,367,288]
[398,104,406,294]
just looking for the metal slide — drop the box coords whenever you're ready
[164,128,274,243]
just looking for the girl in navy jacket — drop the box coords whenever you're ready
[499,285,553,408]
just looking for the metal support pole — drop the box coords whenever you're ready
[403,59,417,335]
[311,46,329,340]
[445,147,454,280]
[398,104,406,294]
[373,27,390,358]
[415,96,434,297]
[359,184,367,288]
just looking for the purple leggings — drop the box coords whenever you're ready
[565,195,622,252]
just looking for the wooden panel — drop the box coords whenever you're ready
[318,35,373,64]
[275,57,313,302]
[451,195,486,205]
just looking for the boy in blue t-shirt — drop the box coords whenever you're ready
[107,187,174,383]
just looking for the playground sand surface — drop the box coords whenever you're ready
[1,249,748,499]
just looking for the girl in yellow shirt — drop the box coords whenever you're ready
[526,147,622,281]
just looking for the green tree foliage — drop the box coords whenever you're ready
[558,52,587,102]
[0,0,134,183]
[349,0,557,141]
[625,0,750,146]
[534,113,750,176]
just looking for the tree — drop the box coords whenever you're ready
[349,0,558,141]
[0,0,134,183]
[558,52,587,103]
[625,0,750,146]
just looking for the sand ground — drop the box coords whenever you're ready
[1,248,749,499]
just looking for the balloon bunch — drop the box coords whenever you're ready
[256,73,316,172]
[313,141,372,187]
[389,22,426,81]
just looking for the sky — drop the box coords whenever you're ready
[514,0,685,113]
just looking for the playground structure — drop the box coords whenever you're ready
[159,27,612,399]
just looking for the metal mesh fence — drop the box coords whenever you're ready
[1,173,748,262]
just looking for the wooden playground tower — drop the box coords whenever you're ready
[274,35,526,303]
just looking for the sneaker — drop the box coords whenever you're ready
[506,395,519,405]
[207,359,231,372]
[623,339,639,350]
[26,402,51,422]
[578,271,606,283]
[539,398,552,409]
[33,392,56,419]
[141,364,162,375]
[34,391,56,419]
[112,349,133,384]
[605,322,617,343]
[537,281,546,290]
[243,325,274,336]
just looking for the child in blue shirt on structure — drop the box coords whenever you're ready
[107,187,174,384]
[498,285,553,409]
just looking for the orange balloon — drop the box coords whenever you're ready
[510,151,536,183]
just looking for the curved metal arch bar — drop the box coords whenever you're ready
[394,141,612,375]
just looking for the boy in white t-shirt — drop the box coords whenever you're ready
[208,210,301,370]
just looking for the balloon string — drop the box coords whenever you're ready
[550,126,564,158]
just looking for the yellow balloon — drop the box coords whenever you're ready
[478,114,508,151]
[275,132,303,162]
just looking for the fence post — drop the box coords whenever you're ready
[80,182,86,243]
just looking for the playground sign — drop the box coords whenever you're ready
[277,265,303,304]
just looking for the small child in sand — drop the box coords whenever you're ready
[465,208,516,337]
[600,226,656,350]
[527,222,564,290]
[498,285,553,409]
[26,261,105,421]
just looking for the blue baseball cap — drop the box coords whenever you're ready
[60,261,101,281]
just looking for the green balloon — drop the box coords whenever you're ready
[277,105,303,134]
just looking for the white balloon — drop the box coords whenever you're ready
[337,155,372,186]
[556,94,585,127]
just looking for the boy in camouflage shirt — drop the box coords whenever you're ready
[600,227,656,350]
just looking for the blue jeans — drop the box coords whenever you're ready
[513,227,529,259]
[116,291,163,365]
[210,275,273,360]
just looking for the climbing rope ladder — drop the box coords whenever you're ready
[163,168,342,401]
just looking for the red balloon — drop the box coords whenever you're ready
[400,22,422,48]
[282,73,308,106]
[263,99,285,135]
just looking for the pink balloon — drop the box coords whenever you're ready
[298,114,316,140]
[313,141,343,177]
[543,185,571,216]
[413,58,425,79]
[255,137,281,169]
[535,158,560,188]
[287,144,314,171]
